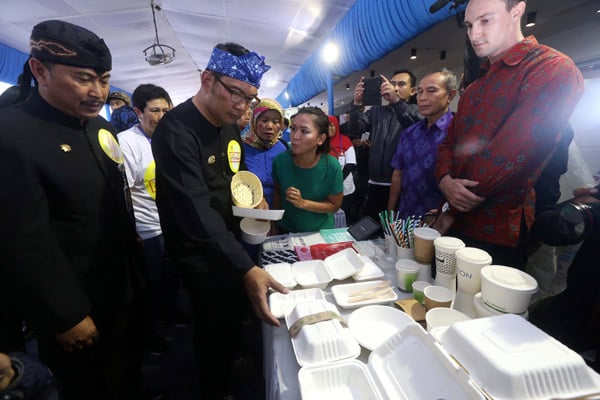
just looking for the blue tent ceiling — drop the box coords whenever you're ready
[276,0,465,107]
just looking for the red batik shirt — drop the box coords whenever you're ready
[435,36,584,247]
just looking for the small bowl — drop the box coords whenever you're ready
[231,171,263,208]
[240,217,270,244]
[473,292,529,319]
[424,285,454,311]
[480,265,537,314]
[425,307,470,333]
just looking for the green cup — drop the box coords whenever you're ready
[412,280,430,304]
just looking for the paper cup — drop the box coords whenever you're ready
[384,234,397,259]
[424,285,454,311]
[412,281,430,304]
[395,245,415,260]
[413,227,441,264]
[433,236,465,283]
[455,247,492,295]
[395,259,420,292]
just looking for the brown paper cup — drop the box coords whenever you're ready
[413,227,441,264]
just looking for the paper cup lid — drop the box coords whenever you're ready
[395,259,420,272]
[455,247,492,264]
[481,265,538,292]
[413,227,441,240]
[433,236,465,251]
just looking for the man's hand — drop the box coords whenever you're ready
[256,197,269,210]
[353,77,365,105]
[380,75,401,104]
[430,212,455,236]
[55,315,99,352]
[572,186,600,205]
[243,266,288,327]
[439,175,485,212]
[0,353,14,391]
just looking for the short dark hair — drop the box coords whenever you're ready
[215,42,250,57]
[291,107,331,154]
[391,69,417,88]
[132,83,172,111]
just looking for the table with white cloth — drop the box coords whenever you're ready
[261,239,412,400]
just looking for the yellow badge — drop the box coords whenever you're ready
[98,129,124,164]
[143,161,157,200]
[227,140,241,173]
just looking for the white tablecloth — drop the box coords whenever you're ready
[263,264,413,400]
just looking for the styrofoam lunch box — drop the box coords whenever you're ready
[292,248,366,289]
[437,313,600,400]
[299,324,484,399]
[268,288,325,319]
[285,299,360,367]
[264,262,297,289]
[331,280,397,309]
[352,255,384,281]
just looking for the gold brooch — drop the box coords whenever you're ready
[208,155,216,164]
[60,144,72,153]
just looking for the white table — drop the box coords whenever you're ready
[263,262,414,400]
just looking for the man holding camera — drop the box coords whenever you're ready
[349,70,421,221]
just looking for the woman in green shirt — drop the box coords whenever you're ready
[272,107,344,232]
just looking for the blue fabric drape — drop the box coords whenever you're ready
[0,43,28,84]
[276,0,464,107]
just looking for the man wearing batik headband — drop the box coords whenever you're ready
[243,98,288,207]
[0,20,145,399]
[153,42,287,399]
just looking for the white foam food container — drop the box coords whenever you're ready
[292,249,366,289]
[437,313,600,400]
[285,300,360,367]
[264,262,297,289]
[352,255,384,281]
[269,288,325,319]
[331,280,397,309]
[292,260,332,289]
[298,360,383,400]
[299,324,484,399]
[232,205,285,221]
[323,248,366,280]
[348,305,417,350]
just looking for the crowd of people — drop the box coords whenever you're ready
[0,0,597,399]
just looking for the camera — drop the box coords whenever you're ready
[362,77,382,106]
[532,187,600,246]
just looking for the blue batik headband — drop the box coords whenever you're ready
[205,47,271,89]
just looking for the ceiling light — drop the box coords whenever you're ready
[410,48,417,60]
[526,11,537,28]
[322,42,339,65]
[143,0,176,66]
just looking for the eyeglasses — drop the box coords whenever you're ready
[213,74,260,106]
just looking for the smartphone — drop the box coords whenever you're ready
[362,77,382,106]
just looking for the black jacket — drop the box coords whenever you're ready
[0,92,142,334]
[349,100,420,183]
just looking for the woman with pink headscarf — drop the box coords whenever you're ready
[328,115,358,222]
[243,98,288,207]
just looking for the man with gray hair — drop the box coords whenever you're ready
[0,20,145,399]
[388,68,457,218]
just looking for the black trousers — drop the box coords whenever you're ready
[181,269,261,399]
[37,298,145,400]
[361,184,391,222]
